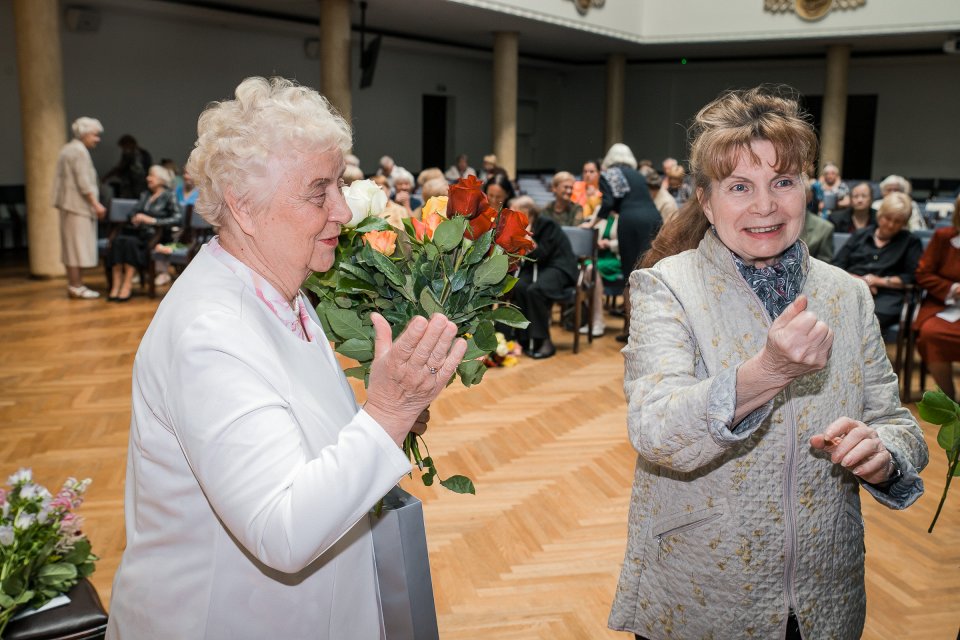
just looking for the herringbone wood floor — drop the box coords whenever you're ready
[0,253,957,639]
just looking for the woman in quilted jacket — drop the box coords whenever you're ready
[608,86,928,640]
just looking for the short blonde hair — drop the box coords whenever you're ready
[186,76,351,226]
[551,171,575,188]
[342,165,364,185]
[417,167,444,187]
[877,192,912,223]
[421,177,449,200]
[71,117,103,138]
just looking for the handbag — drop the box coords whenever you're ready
[369,486,440,640]
[3,579,108,640]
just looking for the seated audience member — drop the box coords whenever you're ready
[571,160,602,220]
[801,208,835,263]
[660,157,677,191]
[914,195,960,400]
[392,168,420,213]
[102,134,153,199]
[544,171,583,226]
[641,168,678,223]
[344,153,360,168]
[107,164,181,301]
[372,175,409,230]
[483,172,516,211]
[417,167,445,189]
[376,155,406,191]
[160,158,184,192]
[833,192,923,332]
[508,195,578,359]
[637,159,654,173]
[444,154,476,181]
[581,210,622,337]
[814,162,850,217]
[478,154,498,182]
[873,174,926,231]
[342,165,364,185]
[829,181,875,233]
[153,166,200,287]
[413,177,449,218]
[666,164,693,206]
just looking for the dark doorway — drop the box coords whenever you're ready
[422,95,448,170]
[800,94,878,180]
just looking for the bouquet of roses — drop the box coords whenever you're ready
[483,332,522,368]
[306,176,533,495]
[0,469,97,636]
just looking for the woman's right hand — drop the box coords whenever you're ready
[363,313,467,446]
[758,295,833,386]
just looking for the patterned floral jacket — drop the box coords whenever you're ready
[608,231,927,640]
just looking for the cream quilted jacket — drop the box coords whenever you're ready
[609,232,928,640]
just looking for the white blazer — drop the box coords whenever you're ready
[107,245,411,639]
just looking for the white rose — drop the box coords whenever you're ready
[342,179,388,228]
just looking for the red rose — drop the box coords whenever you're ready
[494,208,534,255]
[466,206,496,240]
[447,176,488,219]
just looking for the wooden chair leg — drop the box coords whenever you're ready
[572,294,581,354]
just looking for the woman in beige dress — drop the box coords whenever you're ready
[53,117,107,299]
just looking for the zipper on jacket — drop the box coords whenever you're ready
[654,512,723,560]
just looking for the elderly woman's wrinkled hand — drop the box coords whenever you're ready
[759,295,833,385]
[363,313,467,446]
[810,417,895,484]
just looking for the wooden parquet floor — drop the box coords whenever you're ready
[0,252,957,639]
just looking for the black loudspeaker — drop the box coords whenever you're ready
[64,7,100,32]
[360,35,381,89]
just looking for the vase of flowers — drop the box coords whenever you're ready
[0,469,97,636]
[306,176,533,495]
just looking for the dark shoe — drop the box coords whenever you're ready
[107,295,119,302]
[530,342,556,359]
[615,333,629,343]
[115,294,132,303]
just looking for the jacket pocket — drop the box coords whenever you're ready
[652,504,724,561]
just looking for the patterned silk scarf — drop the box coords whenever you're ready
[731,240,805,320]
[601,166,631,198]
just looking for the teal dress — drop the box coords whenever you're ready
[597,215,622,283]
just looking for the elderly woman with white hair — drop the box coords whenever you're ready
[596,143,662,341]
[833,191,924,332]
[105,164,181,301]
[874,174,926,230]
[52,117,107,299]
[106,77,466,638]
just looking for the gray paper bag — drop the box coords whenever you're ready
[370,486,440,640]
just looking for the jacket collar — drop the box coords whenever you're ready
[697,227,811,282]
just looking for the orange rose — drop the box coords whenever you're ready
[493,208,534,255]
[465,206,496,240]
[447,175,488,219]
[362,229,398,256]
[411,210,444,241]
[422,195,449,219]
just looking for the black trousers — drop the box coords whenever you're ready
[511,266,573,342]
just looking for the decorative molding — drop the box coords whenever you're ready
[569,0,605,16]
[765,0,866,21]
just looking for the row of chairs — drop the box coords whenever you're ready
[98,198,214,297]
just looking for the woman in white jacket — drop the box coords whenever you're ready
[608,87,928,640]
[107,77,466,639]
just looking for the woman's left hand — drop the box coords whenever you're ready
[131,213,154,226]
[810,417,895,484]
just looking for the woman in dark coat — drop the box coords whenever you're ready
[508,196,578,359]
[107,164,181,301]
[596,143,663,341]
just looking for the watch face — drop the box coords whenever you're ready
[795,0,833,20]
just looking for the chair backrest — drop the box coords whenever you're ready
[913,228,934,250]
[561,225,597,260]
[832,232,851,255]
[109,198,138,222]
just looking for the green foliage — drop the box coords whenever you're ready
[313,213,529,496]
[917,390,960,533]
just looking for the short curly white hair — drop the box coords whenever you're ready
[186,76,352,226]
[71,117,103,138]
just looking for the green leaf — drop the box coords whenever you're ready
[424,242,439,260]
[362,246,406,288]
[463,337,489,360]
[465,230,493,265]
[339,262,378,285]
[60,539,91,565]
[344,366,368,381]
[439,474,476,495]
[37,562,77,585]
[0,592,15,608]
[473,320,498,352]
[419,286,443,316]
[337,276,377,295]
[937,420,960,453]
[337,337,374,363]
[326,308,367,340]
[355,216,393,233]
[457,359,487,387]
[449,269,469,293]
[490,305,529,329]
[917,390,960,425]
[500,275,518,294]
[433,218,468,252]
[474,254,509,287]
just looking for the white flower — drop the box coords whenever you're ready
[8,468,32,485]
[14,511,36,530]
[342,179,388,228]
[0,525,13,546]
[496,342,509,357]
[20,484,39,500]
